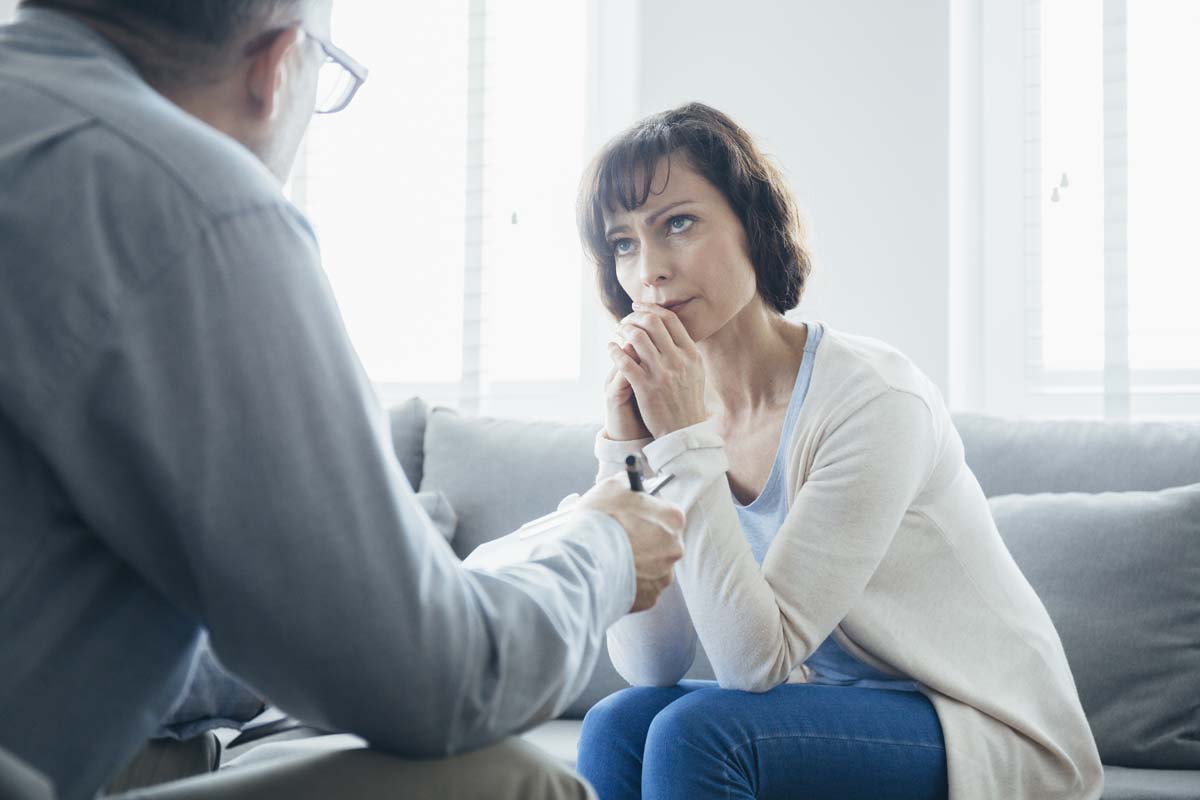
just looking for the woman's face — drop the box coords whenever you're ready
[603,156,759,343]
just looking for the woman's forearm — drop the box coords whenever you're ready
[643,426,801,691]
[606,579,697,686]
[642,395,937,693]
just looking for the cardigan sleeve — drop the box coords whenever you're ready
[594,432,699,686]
[641,388,938,692]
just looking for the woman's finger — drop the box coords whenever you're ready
[618,324,661,370]
[607,341,647,384]
[608,335,642,365]
[631,302,697,353]
[605,359,635,398]
[604,364,623,393]
[622,310,676,355]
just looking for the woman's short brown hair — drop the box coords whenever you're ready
[578,102,812,320]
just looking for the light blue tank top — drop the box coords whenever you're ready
[733,322,918,692]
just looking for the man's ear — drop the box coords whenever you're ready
[246,25,304,121]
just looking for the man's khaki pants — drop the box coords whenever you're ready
[113,734,595,800]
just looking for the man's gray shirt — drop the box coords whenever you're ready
[0,10,634,799]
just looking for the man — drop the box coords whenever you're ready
[0,1,686,798]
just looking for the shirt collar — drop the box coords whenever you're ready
[14,6,141,78]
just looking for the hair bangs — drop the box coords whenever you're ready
[596,126,674,216]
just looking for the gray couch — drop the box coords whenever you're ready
[3,403,1196,799]
[393,398,1200,800]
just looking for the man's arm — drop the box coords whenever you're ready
[28,202,635,756]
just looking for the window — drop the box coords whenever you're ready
[288,2,591,414]
[983,0,1200,420]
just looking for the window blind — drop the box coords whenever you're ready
[286,2,590,414]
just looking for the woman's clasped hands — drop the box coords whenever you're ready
[605,302,707,442]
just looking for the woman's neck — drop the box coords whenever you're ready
[699,299,809,422]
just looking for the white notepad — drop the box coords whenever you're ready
[463,473,674,571]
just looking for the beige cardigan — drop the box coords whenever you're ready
[598,325,1103,799]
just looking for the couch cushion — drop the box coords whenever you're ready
[954,414,1200,497]
[389,397,428,491]
[413,491,458,543]
[520,719,584,768]
[990,484,1200,769]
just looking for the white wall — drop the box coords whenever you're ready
[634,0,960,398]
[1,0,17,22]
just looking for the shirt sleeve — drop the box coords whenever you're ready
[25,202,635,756]
[593,433,698,686]
[641,389,938,692]
[594,432,655,478]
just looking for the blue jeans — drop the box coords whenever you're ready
[577,680,948,800]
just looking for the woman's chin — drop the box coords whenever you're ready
[683,320,709,344]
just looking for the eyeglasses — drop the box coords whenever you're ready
[244,26,368,115]
[305,30,368,115]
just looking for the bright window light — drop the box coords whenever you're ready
[1039,0,1105,371]
[294,5,468,384]
[1127,0,1200,371]
[482,1,587,382]
[287,3,589,387]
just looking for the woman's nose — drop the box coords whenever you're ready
[637,248,671,287]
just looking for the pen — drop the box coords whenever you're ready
[625,455,644,492]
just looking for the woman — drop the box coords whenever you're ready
[573,103,1102,800]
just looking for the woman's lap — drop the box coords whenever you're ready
[578,681,947,800]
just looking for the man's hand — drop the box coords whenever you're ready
[576,475,685,612]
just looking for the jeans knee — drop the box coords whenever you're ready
[642,688,728,758]
[580,686,678,749]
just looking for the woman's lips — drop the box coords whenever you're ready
[662,298,693,312]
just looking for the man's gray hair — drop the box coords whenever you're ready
[20,0,306,86]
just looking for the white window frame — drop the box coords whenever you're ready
[369,0,641,423]
[979,0,1200,421]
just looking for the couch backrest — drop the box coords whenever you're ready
[393,408,1200,531]
[389,396,428,491]
[955,413,1200,496]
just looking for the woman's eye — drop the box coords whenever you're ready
[667,215,694,234]
[612,239,635,256]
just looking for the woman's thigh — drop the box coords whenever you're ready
[642,684,947,800]
[577,681,713,800]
